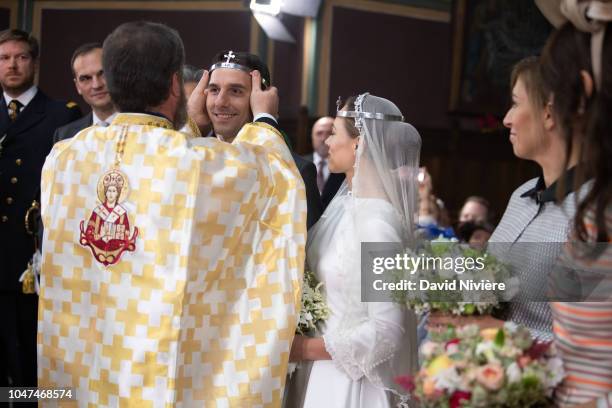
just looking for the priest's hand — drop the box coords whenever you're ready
[187,69,212,134]
[250,70,278,119]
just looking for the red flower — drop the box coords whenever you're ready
[394,375,416,392]
[445,338,460,349]
[450,390,471,408]
[527,340,552,360]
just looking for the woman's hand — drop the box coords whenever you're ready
[289,335,332,362]
[289,335,307,362]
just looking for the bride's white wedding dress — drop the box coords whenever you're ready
[301,194,417,408]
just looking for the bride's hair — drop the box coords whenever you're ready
[338,96,360,138]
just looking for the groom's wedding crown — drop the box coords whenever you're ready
[209,50,269,87]
[336,93,404,133]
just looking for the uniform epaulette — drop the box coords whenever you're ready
[66,101,78,109]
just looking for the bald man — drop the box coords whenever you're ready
[303,116,345,209]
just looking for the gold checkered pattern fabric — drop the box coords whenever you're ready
[39,113,307,407]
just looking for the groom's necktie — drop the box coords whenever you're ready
[8,100,23,122]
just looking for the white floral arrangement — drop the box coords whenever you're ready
[395,322,564,407]
[296,270,330,335]
[288,270,330,376]
[395,237,517,316]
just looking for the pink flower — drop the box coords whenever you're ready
[394,375,415,392]
[518,355,532,368]
[446,338,460,354]
[423,378,437,397]
[476,363,504,391]
[450,390,472,408]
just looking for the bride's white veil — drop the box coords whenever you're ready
[307,93,421,403]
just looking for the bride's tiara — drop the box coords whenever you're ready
[335,93,404,123]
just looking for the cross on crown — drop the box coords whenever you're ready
[224,51,236,64]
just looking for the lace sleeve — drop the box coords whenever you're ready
[322,302,406,381]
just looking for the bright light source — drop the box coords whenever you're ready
[252,12,295,43]
[282,0,322,17]
[250,0,282,16]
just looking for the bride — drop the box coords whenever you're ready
[287,93,421,407]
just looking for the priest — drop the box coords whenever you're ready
[38,21,306,406]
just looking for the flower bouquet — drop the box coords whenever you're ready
[396,323,564,407]
[288,269,330,376]
[296,269,330,335]
[394,237,516,318]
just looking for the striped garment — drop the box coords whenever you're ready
[489,172,585,341]
[553,205,612,408]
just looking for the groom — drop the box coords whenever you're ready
[38,21,306,406]
[205,50,322,229]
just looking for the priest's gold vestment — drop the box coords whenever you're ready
[38,113,307,407]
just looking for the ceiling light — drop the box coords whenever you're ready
[250,0,282,16]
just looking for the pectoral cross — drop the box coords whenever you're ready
[224,51,236,64]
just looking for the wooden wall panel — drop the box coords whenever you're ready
[327,7,452,130]
[0,9,10,31]
[419,129,540,225]
[0,0,17,31]
[272,14,304,120]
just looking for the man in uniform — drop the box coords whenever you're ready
[206,50,322,229]
[0,29,81,387]
[54,42,116,142]
[39,21,306,406]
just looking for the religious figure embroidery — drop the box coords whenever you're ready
[80,169,138,266]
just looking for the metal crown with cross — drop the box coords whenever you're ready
[224,51,236,64]
[209,50,269,87]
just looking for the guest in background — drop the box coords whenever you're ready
[54,42,116,142]
[182,64,202,99]
[458,195,490,224]
[416,167,454,238]
[534,0,612,405]
[303,116,344,209]
[0,28,81,388]
[456,220,494,250]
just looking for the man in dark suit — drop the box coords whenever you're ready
[304,116,345,209]
[0,29,81,387]
[54,42,116,142]
[204,51,322,229]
